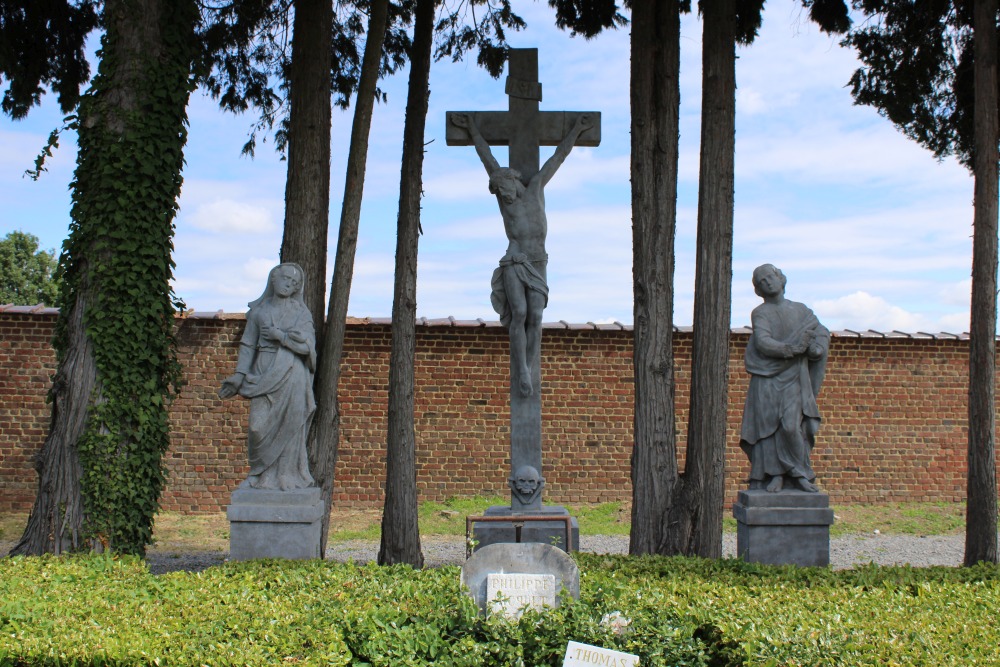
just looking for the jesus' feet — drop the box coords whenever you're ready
[765,476,784,493]
[517,371,533,397]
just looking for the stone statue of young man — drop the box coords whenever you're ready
[451,111,593,397]
[739,264,830,493]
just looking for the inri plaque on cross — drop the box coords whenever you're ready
[447,48,600,515]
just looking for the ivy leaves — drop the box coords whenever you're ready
[53,0,199,556]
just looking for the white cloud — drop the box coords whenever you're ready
[0,128,77,176]
[170,276,212,294]
[814,291,935,332]
[188,199,276,234]
[172,258,278,313]
[545,151,630,193]
[423,167,492,202]
[242,257,279,283]
[424,148,629,204]
[736,87,772,115]
[431,213,508,245]
[937,312,971,333]
[939,279,972,307]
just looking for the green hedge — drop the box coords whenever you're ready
[0,553,998,666]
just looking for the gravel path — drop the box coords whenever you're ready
[144,533,967,575]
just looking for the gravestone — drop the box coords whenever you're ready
[447,47,599,552]
[461,542,580,615]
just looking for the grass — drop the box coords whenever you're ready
[0,500,971,553]
[828,501,966,537]
[329,496,634,541]
[150,513,231,552]
[719,501,968,537]
[0,512,27,544]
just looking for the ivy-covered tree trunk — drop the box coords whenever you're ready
[683,0,736,559]
[964,0,999,566]
[279,0,333,337]
[378,0,433,568]
[11,0,197,556]
[310,0,391,554]
[629,0,682,556]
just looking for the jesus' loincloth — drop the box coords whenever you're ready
[490,253,549,327]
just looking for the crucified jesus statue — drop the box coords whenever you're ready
[452,111,593,397]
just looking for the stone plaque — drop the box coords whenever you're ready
[563,641,639,667]
[487,572,555,618]
[472,505,580,553]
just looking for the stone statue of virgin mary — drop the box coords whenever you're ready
[219,263,316,491]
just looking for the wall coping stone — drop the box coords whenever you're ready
[0,306,979,340]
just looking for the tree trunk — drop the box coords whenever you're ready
[629,0,682,556]
[683,0,736,559]
[965,0,999,566]
[310,0,390,555]
[11,284,94,554]
[280,0,333,340]
[11,0,196,556]
[378,0,433,568]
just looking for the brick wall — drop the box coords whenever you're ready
[1,310,995,513]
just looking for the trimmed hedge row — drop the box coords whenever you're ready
[1,553,998,666]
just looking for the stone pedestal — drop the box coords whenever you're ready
[733,489,834,567]
[471,505,579,553]
[227,487,324,561]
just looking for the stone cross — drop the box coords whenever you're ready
[446,48,601,511]
[446,49,601,180]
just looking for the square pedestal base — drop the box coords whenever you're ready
[471,505,579,553]
[733,489,834,567]
[227,487,324,561]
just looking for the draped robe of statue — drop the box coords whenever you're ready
[234,264,317,490]
[739,298,829,486]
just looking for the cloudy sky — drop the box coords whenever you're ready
[0,3,978,332]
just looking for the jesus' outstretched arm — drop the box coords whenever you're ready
[451,113,500,177]
[536,114,593,186]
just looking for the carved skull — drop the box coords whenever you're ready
[509,465,544,503]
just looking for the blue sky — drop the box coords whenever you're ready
[0,3,978,332]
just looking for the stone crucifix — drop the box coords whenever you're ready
[447,48,601,512]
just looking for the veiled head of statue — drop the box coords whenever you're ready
[249,262,306,308]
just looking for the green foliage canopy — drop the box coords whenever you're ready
[544,0,842,44]
[195,0,531,157]
[0,230,60,305]
[0,0,98,119]
[843,0,987,169]
[196,0,414,156]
